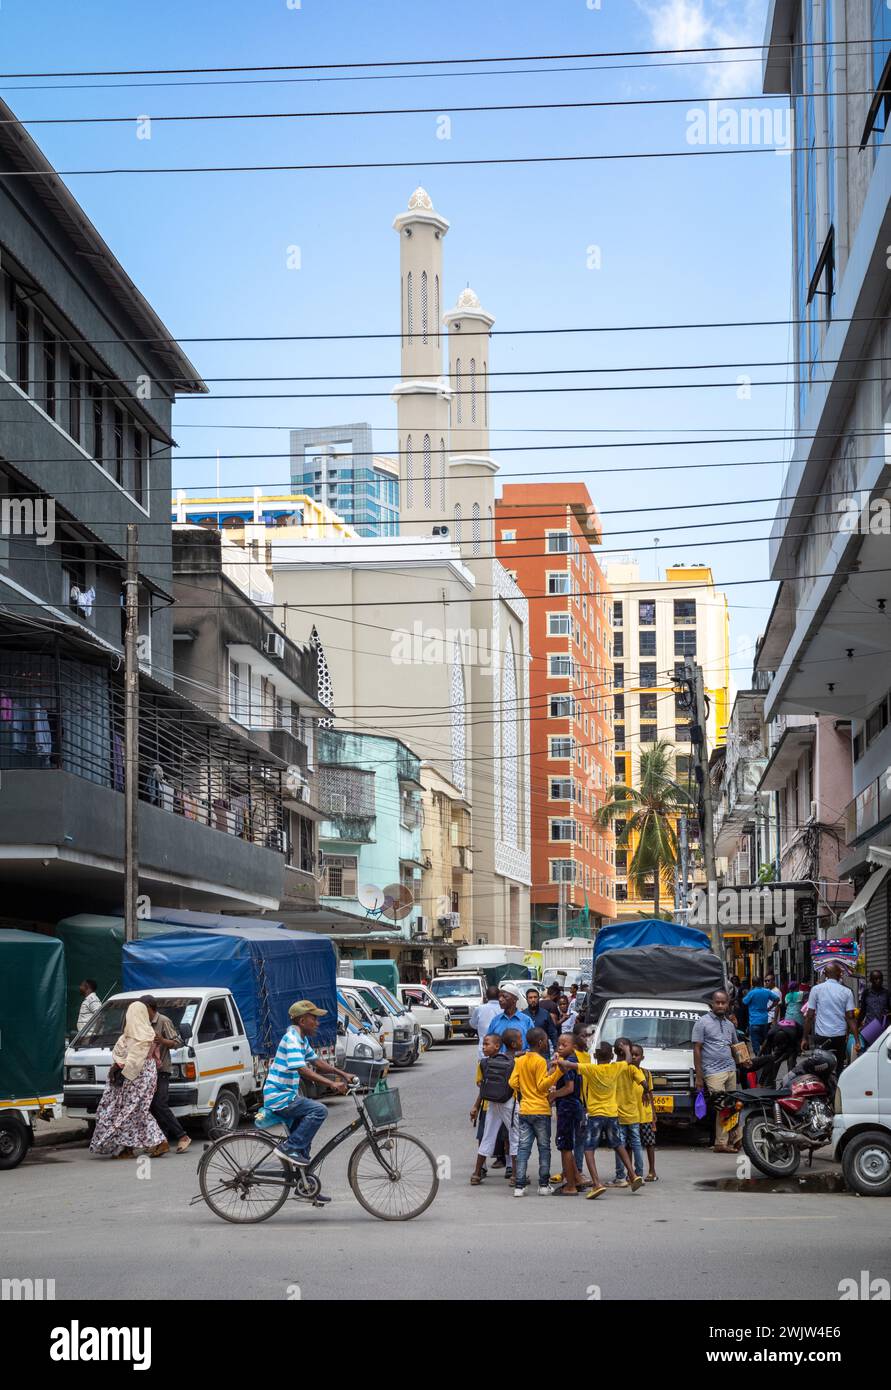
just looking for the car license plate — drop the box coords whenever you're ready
[653,1095,674,1113]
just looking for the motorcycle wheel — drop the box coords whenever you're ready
[742,1112,801,1178]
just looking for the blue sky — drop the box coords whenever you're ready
[0,0,790,694]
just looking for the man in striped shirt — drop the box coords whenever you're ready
[263,1001,356,1167]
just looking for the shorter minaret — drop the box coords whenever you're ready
[444,287,497,563]
[391,188,452,534]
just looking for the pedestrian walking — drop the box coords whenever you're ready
[76,978,101,1032]
[858,971,891,1036]
[612,1037,645,1185]
[802,964,860,1074]
[509,1028,561,1196]
[469,1034,519,1185]
[470,985,502,1056]
[487,988,534,1052]
[550,1033,588,1195]
[561,1040,643,1198]
[743,977,777,1054]
[783,980,807,1027]
[89,1000,167,1159]
[523,987,558,1050]
[631,1043,658,1182]
[141,996,191,1155]
[692,990,741,1153]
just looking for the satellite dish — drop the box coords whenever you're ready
[358,884,386,912]
[381,883,415,921]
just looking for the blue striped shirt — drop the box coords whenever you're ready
[263,1026,318,1112]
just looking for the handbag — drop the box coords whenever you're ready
[108,1063,124,1087]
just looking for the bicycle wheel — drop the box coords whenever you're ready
[198,1131,290,1224]
[348,1130,439,1221]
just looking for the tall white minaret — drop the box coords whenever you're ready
[392,188,453,535]
[444,287,497,564]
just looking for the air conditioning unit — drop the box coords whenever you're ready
[734,852,751,885]
[264,632,285,659]
[437,915,450,929]
[432,525,450,538]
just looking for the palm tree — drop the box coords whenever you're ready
[596,741,693,918]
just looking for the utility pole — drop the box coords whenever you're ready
[676,815,689,925]
[124,524,140,943]
[686,659,721,959]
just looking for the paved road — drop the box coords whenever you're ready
[3,1041,889,1301]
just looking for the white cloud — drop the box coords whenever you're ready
[636,0,770,98]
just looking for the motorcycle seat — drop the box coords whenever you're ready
[741,1086,786,1100]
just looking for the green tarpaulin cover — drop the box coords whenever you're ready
[55,915,179,1031]
[0,929,65,1102]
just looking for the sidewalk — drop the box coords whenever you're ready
[32,1113,89,1148]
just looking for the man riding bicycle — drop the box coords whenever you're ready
[263,1000,357,1168]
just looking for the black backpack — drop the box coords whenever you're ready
[479,1053,515,1104]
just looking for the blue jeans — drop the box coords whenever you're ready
[515,1114,551,1188]
[276,1095,327,1158]
[614,1122,643,1179]
[749,1023,768,1055]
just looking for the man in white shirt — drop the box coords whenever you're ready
[76,978,101,1031]
[470,986,502,1057]
[803,964,860,1075]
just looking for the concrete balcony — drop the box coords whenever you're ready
[451,844,473,873]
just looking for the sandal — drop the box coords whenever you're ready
[645,1174,659,1182]
[470,1174,482,1186]
[554,1186,578,1195]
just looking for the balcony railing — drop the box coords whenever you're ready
[845,768,891,845]
[0,648,288,849]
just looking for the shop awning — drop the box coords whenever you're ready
[835,860,891,936]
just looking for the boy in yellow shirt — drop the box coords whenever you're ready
[509,1027,562,1196]
[611,1036,646,1187]
[632,1041,658,1182]
[558,1040,644,1197]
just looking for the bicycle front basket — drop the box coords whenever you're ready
[364,1087,402,1130]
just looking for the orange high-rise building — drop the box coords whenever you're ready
[495,484,616,943]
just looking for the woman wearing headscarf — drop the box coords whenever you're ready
[89,1000,168,1158]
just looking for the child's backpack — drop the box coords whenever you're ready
[479,1052,515,1104]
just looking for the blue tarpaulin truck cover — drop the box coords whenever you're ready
[593,920,711,958]
[122,926,337,1056]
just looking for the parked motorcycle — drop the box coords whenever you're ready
[725,1050,838,1178]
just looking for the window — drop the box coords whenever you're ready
[639,662,657,686]
[546,530,570,553]
[640,723,657,742]
[547,572,570,595]
[550,819,575,842]
[15,296,29,392]
[501,529,516,543]
[42,331,56,419]
[614,694,625,717]
[673,661,687,682]
[613,663,624,689]
[675,722,691,742]
[639,631,657,657]
[613,601,623,627]
[69,359,82,443]
[615,883,628,902]
[550,860,576,883]
[867,698,888,744]
[674,630,697,657]
[90,377,104,467]
[613,632,624,658]
[549,654,573,678]
[197,999,233,1043]
[323,854,358,898]
[229,658,245,723]
[638,599,656,625]
[132,428,147,506]
[615,849,627,872]
[676,753,692,777]
[550,695,573,718]
[614,755,625,778]
[548,613,572,636]
[639,693,657,719]
[674,598,696,625]
[549,736,574,760]
[550,777,573,800]
[112,408,124,485]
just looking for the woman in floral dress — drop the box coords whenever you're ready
[90,1000,167,1158]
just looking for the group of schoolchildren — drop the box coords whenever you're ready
[469,1017,659,1198]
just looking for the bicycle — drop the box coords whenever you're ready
[193,1074,439,1223]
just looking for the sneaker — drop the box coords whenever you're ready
[277,1147,312,1168]
[537,1185,554,1195]
[513,1186,525,1197]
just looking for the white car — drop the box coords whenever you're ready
[831,1023,891,1196]
[397,984,452,1050]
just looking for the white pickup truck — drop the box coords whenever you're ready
[64,986,336,1136]
[591,997,710,1129]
